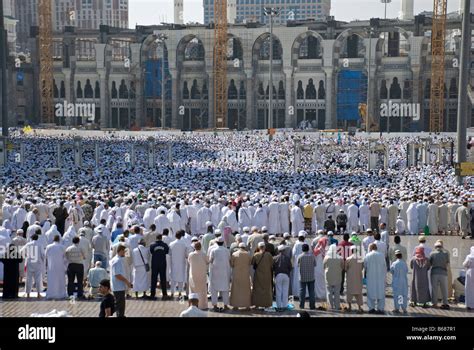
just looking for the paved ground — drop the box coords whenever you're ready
[0,291,473,317]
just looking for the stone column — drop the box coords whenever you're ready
[323,67,336,129]
[284,68,294,128]
[170,69,180,129]
[245,71,254,129]
[208,72,215,129]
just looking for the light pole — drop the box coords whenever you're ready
[155,33,168,130]
[366,27,375,134]
[381,0,391,19]
[456,0,471,185]
[264,7,280,133]
[0,0,8,138]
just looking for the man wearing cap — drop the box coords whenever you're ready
[188,241,209,309]
[92,226,109,269]
[273,244,292,311]
[290,202,304,238]
[456,202,471,239]
[429,240,450,309]
[201,222,215,255]
[247,227,264,256]
[169,230,189,299]
[411,236,432,257]
[345,245,364,313]
[179,293,208,317]
[251,241,273,309]
[209,236,231,311]
[230,243,252,310]
[364,243,386,314]
[390,249,408,313]
[78,221,94,243]
[149,234,170,300]
[362,229,375,255]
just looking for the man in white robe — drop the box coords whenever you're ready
[252,204,268,230]
[224,207,239,234]
[197,204,212,235]
[387,201,398,233]
[209,237,231,310]
[406,202,419,235]
[142,206,157,230]
[314,201,326,231]
[210,201,222,227]
[279,199,290,234]
[347,202,359,233]
[132,240,150,297]
[417,199,429,232]
[154,210,171,236]
[290,203,304,238]
[427,200,439,235]
[267,199,281,236]
[395,216,406,235]
[45,235,67,299]
[12,206,27,230]
[169,231,189,297]
[167,209,183,235]
[238,202,252,232]
[358,201,370,232]
[364,243,386,313]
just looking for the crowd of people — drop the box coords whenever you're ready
[0,131,472,317]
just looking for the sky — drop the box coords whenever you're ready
[128,0,462,27]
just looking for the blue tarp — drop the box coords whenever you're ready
[336,70,367,121]
[145,59,171,98]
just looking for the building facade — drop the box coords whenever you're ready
[14,16,473,132]
[204,0,331,25]
[15,0,129,50]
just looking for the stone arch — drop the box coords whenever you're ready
[227,35,243,61]
[291,31,324,66]
[334,29,367,63]
[296,80,304,99]
[191,79,201,99]
[228,79,238,99]
[76,81,83,98]
[305,78,316,99]
[84,79,94,98]
[389,77,402,99]
[252,32,283,64]
[94,81,100,98]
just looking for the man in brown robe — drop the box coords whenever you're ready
[251,242,273,308]
[344,246,364,313]
[230,243,252,310]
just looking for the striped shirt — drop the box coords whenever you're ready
[297,252,316,282]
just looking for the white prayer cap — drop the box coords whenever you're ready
[188,293,199,300]
[235,234,241,240]
[251,226,258,232]
[298,230,306,238]
[238,242,247,248]
[269,235,276,240]
[283,232,290,238]
[214,229,221,235]
[205,221,213,227]
[191,236,199,242]
[258,242,265,248]
[217,236,224,243]
[84,221,90,226]
[262,226,268,232]
[327,231,334,236]
[351,231,357,236]
[278,245,286,252]
[243,226,250,232]
[317,229,324,235]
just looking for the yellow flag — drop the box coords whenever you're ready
[23,125,33,133]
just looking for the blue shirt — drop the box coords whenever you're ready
[111,228,124,242]
[110,255,126,292]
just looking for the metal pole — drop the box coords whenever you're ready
[456,0,471,185]
[269,13,273,131]
[0,0,8,137]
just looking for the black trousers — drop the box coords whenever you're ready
[67,263,84,297]
[150,265,167,297]
[114,291,126,317]
[371,217,379,231]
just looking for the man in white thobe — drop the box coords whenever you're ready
[279,199,290,234]
[358,201,370,232]
[364,243,386,313]
[238,202,252,232]
[154,210,171,236]
[21,234,45,298]
[142,207,157,230]
[406,202,419,235]
[209,237,231,310]
[314,201,326,231]
[169,232,189,297]
[290,203,304,238]
[45,236,67,299]
[347,202,359,233]
[132,240,150,297]
[427,200,439,235]
[267,199,281,236]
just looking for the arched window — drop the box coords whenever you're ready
[318,81,326,99]
[258,82,265,98]
[76,81,83,98]
[184,38,205,61]
[259,36,282,60]
[278,81,285,100]
[239,81,246,99]
[297,81,304,99]
[111,81,118,99]
[53,80,59,98]
[84,79,93,98]
[380,80,388,99]
[305,79,316,99]
[119,79,128,99]
[266,84,276,99]
[449,78,457,99]
[403,80,412,99]
[94,81,100,98]
[202,82,208,99]
[191,79,201,99]
[299,35,321,59]
[389,77,401,99]
[60,81,66,98]
[182,81,190,99]
[228,80,238,99]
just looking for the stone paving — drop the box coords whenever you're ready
[0,291,473,317]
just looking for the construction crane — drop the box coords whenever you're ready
[429,0,447,132]
[213,0,228,129]
[39,0,54,124]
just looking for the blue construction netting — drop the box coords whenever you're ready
[337,70,367,121]
[145,59,171,98]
